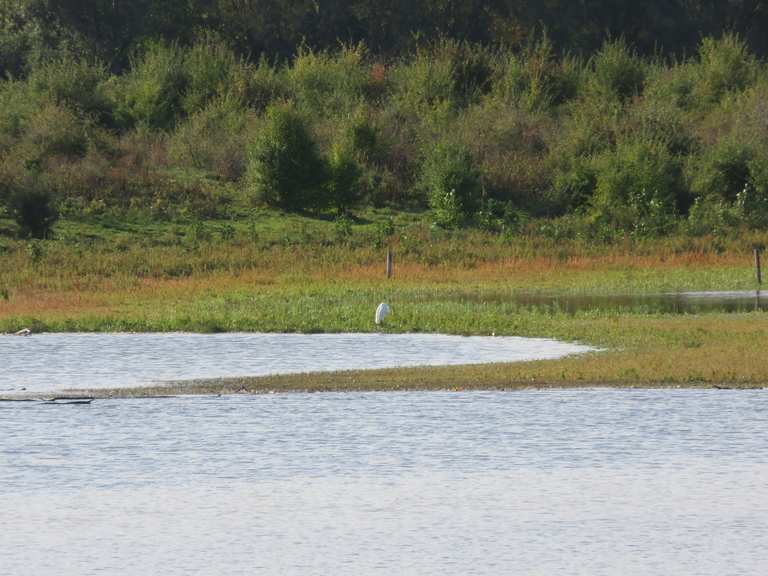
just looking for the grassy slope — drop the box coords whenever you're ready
[2,211,767,394]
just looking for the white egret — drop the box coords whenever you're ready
[375,303,391,325]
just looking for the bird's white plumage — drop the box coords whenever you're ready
[375,302,390,325]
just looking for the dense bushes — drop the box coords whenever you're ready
[589,39,645,103]
[2,34,768,238]
[591,140,684,234]
[168,96,253,181]
[245,103,364,213]
[110,42,187,130]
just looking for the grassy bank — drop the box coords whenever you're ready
[2,214,767,394]
[0,212,765,334]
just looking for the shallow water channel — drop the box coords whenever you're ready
[0,332,593,393]
[2,389,767,575]
[479,290,768,314]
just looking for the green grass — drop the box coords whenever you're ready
[2,210,767,395]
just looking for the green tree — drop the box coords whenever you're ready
[422,142,482,227]
[245,103,326,211]
[9,179,59,238]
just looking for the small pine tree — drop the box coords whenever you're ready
[9,181,59,239]
[245,103,326,211]
[422,142,482,227]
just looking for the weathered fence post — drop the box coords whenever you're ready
[386,248,393,279]
[755,247,763,285]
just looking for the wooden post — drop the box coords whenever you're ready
[755,247,763,285]
[386,248,393,279]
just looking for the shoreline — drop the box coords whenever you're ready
[3,361,765,401]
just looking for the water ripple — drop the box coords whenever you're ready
[1,390,767,574]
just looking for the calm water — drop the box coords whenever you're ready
[1,389,767,575]
[0,332,593,393]
[490,290,768,314]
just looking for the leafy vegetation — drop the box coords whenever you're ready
[7,178,59,238]
[422,142,482,228]
[2,31,768,239]
[245,103,326,211]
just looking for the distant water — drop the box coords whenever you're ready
[0,332,594,393]
[484,290,768,314]
[1,389,767,575]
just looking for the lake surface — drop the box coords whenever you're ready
[0,332,593,393]
[2,389,767,575]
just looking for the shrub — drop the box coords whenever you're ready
[737,155,768,228]
[181,34,241,115]
[735,182,768,229]
[0,11,31,79]
[9,179,59,239]
[372,217,395,247]
[692,34,757,106]
[729,80,768,143]
[326,110,390,206]
[689,138,753,203]
[589,39,645,103]
[445,41,495,107]
[288,44,369,116]
[333,213,353,242]
[554,97,619,158]
[632,102,695,157]
[493,35,582,110]
[453,99,552,214]
[110,41,186,130]
[324,142,362,214]
[591,139,685,234]
[22,102,89,159]
[686,196,740,236]
[150,177,231,220]
[240,56,287,111]
[168,96,252,181]
[26,55,111,122]
[342,111,381,163]
[390,40,497,118]
[0,79,40,143]
[245,103,326,211]
[421,142,482,227]
[644,61,697,111]
[550,157,597,213]
[390,46,455,113]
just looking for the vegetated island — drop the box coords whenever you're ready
[2,3,768,394]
